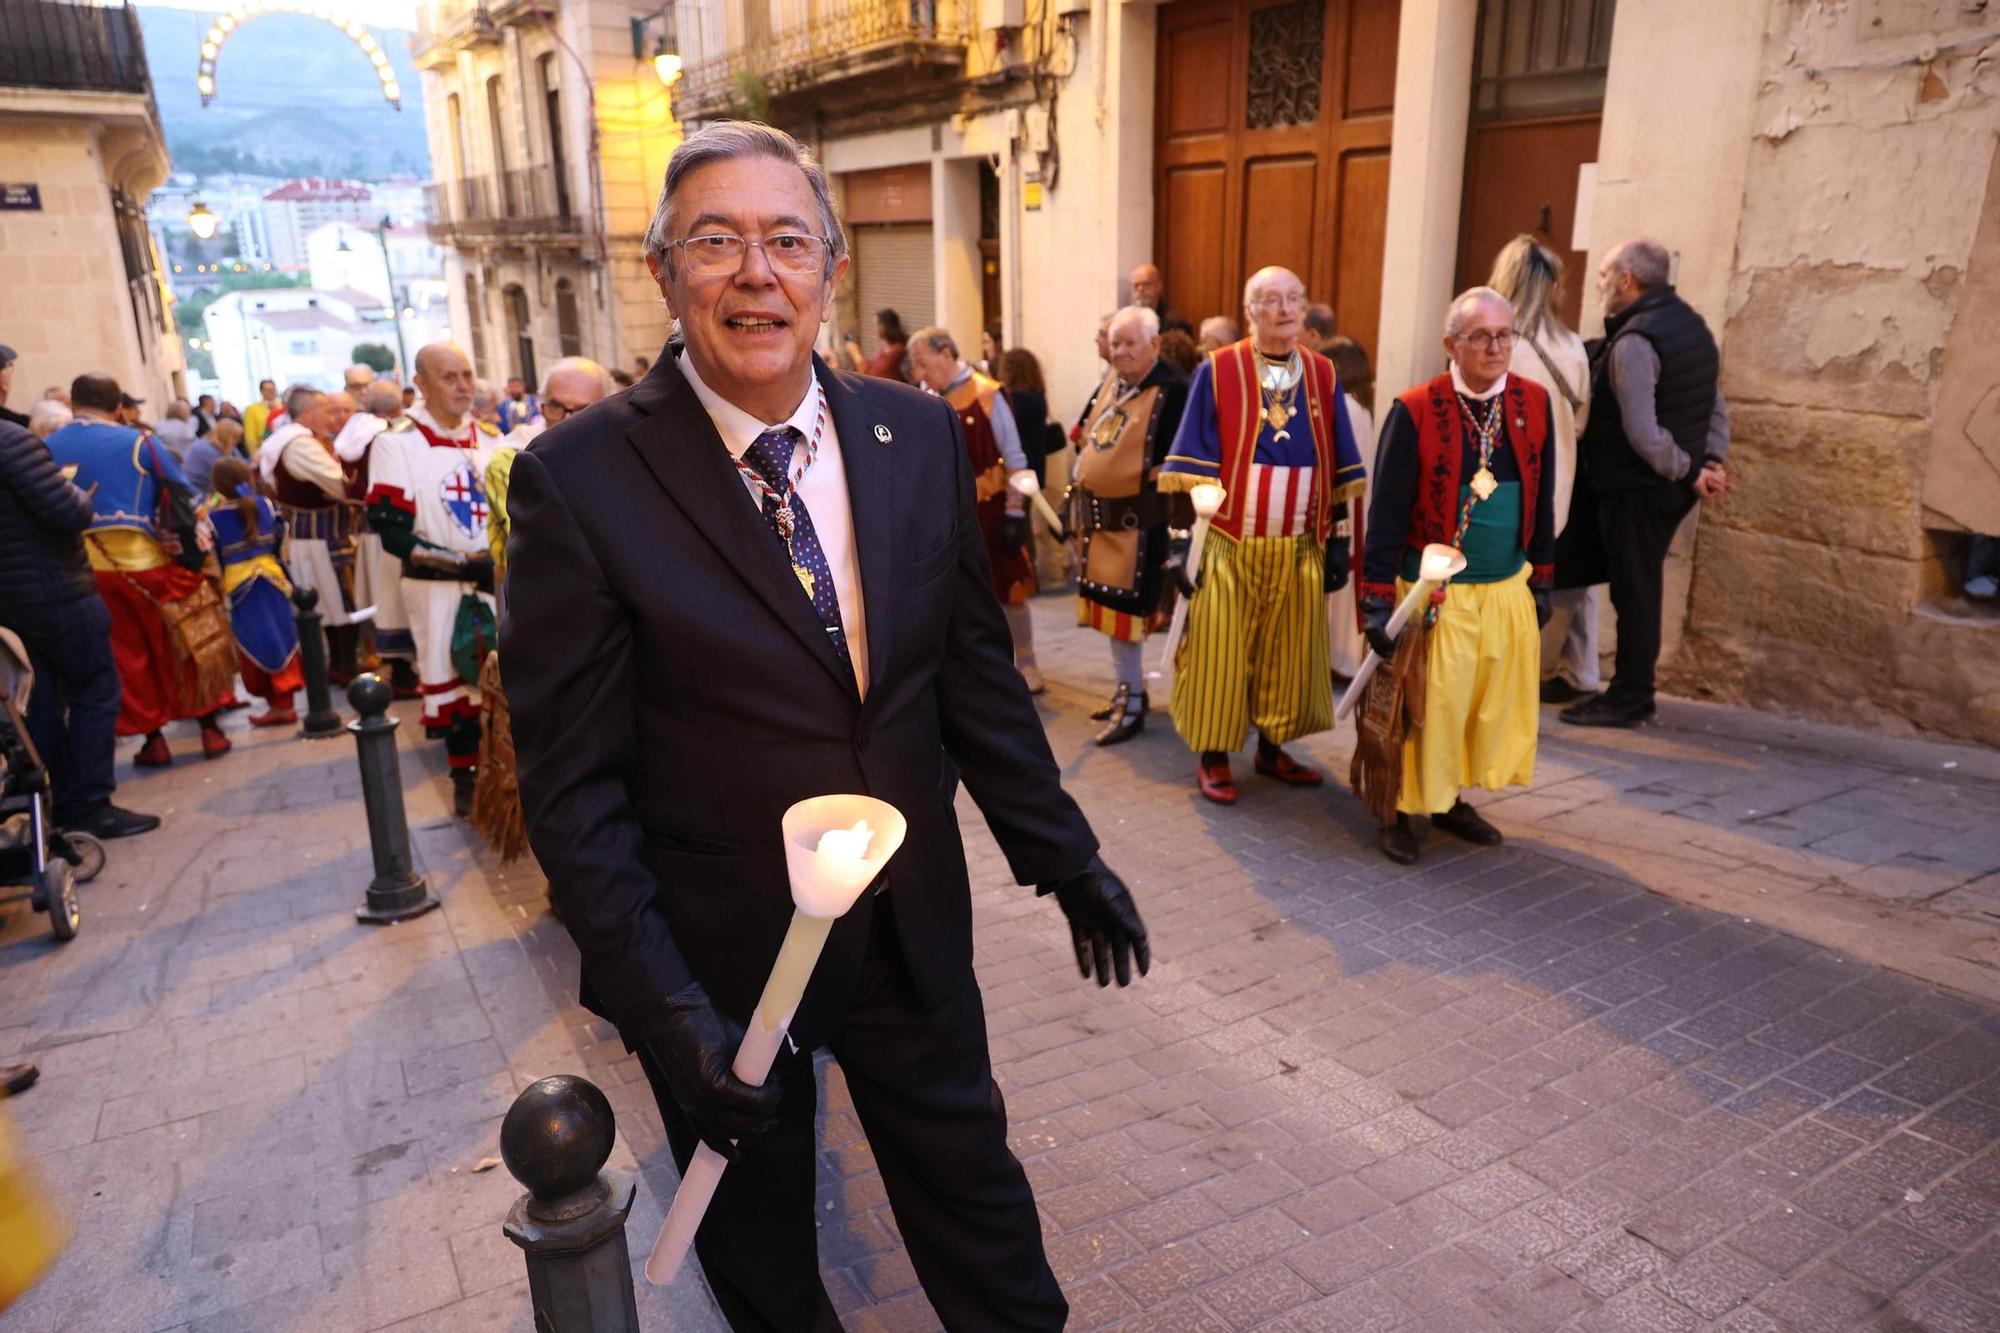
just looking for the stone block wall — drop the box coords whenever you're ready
[1671,0,2000,744]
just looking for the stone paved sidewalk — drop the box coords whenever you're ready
[3,593,1998,1332]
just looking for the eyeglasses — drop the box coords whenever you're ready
[1455,329,1519,352]
[669,232,832,277]
[541,398,592,422]
[1252,292,1307,311]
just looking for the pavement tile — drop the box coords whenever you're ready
[1754,1261,1890,1332]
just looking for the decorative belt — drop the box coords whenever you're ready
[1069,488,1164,533]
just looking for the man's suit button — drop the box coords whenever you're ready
[855,732,870,753]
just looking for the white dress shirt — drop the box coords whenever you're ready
[678,350,870,698]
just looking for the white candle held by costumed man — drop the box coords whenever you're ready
[1157,482,1226,672]
[645,794,908,1285]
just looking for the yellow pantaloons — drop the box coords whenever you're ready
[1398,564,1540,815]
[1170,532,1330,752]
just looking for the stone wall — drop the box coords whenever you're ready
[1671,0,2000,744]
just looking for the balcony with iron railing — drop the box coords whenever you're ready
[423,163,581,245]
[0,0,152,96]
[674,0,970,122]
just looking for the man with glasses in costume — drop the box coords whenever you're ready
[1355,287,1556,865]
[500,121,1149,1332]
[1157,265,1366,805]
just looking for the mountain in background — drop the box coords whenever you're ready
[136,5,431,180]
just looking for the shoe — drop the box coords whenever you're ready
[1432,799,1503,846]
[218,693,252,712]
[249,706,298,728]
[65,804,160,840]
[134,734,172,768]
[201,726,232,759]
[1560,694,1657,728]
[453,768,477,817]
[1380,817,1420,865]
[1253,746,1324,786]
[1,1063,38,1097]
[1094,685,1147,746]
[1018,663,1046,696]
[1539,678,1599,705]
[1091,688,1149,721]
[1196,758,1238,805]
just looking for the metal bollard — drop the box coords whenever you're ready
[502,1075,640,1333]
[292,586,344,738]
[347,674,440,924]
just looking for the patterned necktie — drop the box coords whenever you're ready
[741,426,852,674]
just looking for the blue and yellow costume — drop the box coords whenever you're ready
[209,489,303,709]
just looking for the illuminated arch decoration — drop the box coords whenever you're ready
[197,2,402,110]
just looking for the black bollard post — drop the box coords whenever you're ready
[347,674,440,924]
[502,1075,640,1333]
[292,586,344,738]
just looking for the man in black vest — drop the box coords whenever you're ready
[1561,237,1731,728]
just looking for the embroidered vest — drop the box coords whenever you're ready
[1393,373,1550,561]
[1205,340,1345,543]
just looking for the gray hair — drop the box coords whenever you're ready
[1488,234,1571,341]
[1109,305,1160,340]
[361,380,403,417]
[908,325,958,359]
[283,384,324,420]
[1445,286,1515,337]
[1304,303,1337,338]
[344,363,376,389]
[642,122,847,278]
[1609,237,1672,290]
[1199,315,1240,345]
[27,399,72,440]
[541,355,612,399]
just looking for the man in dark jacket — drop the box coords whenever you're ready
[1562,237,1730,728]
[0,419,158,838]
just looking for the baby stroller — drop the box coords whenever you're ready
[0,627,97,941]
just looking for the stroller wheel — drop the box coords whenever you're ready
[63,832,106,885]
[39,858,79,940]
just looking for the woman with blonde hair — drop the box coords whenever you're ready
[1488,234,1598,703]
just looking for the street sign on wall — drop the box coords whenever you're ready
[1,183,42,210]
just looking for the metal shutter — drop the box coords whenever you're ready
[854,223,934,359]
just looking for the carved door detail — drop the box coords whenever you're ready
[1155,0,1400,362]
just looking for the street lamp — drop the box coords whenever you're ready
[631,4,680,85]
[188,200,219,240]
[339,217,411,379]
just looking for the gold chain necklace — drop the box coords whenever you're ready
[1256,349,1302,440]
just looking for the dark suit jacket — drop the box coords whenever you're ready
[502,353,1099,1050]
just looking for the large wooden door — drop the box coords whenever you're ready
[1155,0,1400,362]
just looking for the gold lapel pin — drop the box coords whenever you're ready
[874,424,892,444]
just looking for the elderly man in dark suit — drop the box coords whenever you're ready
[502,122,1149,1332]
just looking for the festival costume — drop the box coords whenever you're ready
[209,491,304,713]
[467,441,528,860]
[1158,340,1365,759]
[364,407,499,782]
[241,398,282,451]
[263,421,364,634]
[944,369,1036,606]
[1357,370,1556,822]
[1068,358,1189,740]
[45,421,235,739]
[335,410,416,664]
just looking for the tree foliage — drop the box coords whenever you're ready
[351,343,398,373]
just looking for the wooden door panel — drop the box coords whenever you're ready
[1334,147,1390,363]
[1164,163,1231,328]
[1163,18,1235,138]
[1241,154,1319,284]
[1344,0,1400,116]
[1455,115,1601,331]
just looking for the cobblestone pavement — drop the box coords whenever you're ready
[4,594,1999,1332]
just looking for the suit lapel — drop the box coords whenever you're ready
[820,361,894,697]
[624,356,854,691]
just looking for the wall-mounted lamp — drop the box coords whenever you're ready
[632,5,681,85]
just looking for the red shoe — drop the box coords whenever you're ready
[218,693,252,712]
[134,734,173,768]
[249,707,298,728]
[201,726,233,759]
[1254,747,1324,786]
[1197,758,1239,805]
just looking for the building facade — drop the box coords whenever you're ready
[0,0,184,407]
[663,0,1999,744]
[262,178,377,267]
[411,0,684,390]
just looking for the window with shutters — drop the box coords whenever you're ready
[1472,0,1616,122]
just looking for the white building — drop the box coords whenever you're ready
[262,178,375,267]
[201,285,446,401]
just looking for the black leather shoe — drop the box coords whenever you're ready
[64,804,161,840]
[1560,694,1657,728]
[1380,816,1420,864]
[1432,799,1503,846]
[1094,686,1147,746]
[1091,687,1148,721]
[452,769,477,817]
[1540,678,1598,705]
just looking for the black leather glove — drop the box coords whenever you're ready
[463,552,496,594]
[1533,585,1552,630]
[1323,538,1351,593]
[1360,592,1399,661]
[1002,511,1030,552]
[637,981,781,1159]
[1165,535,1201,598]
[1038,855,1151,987]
